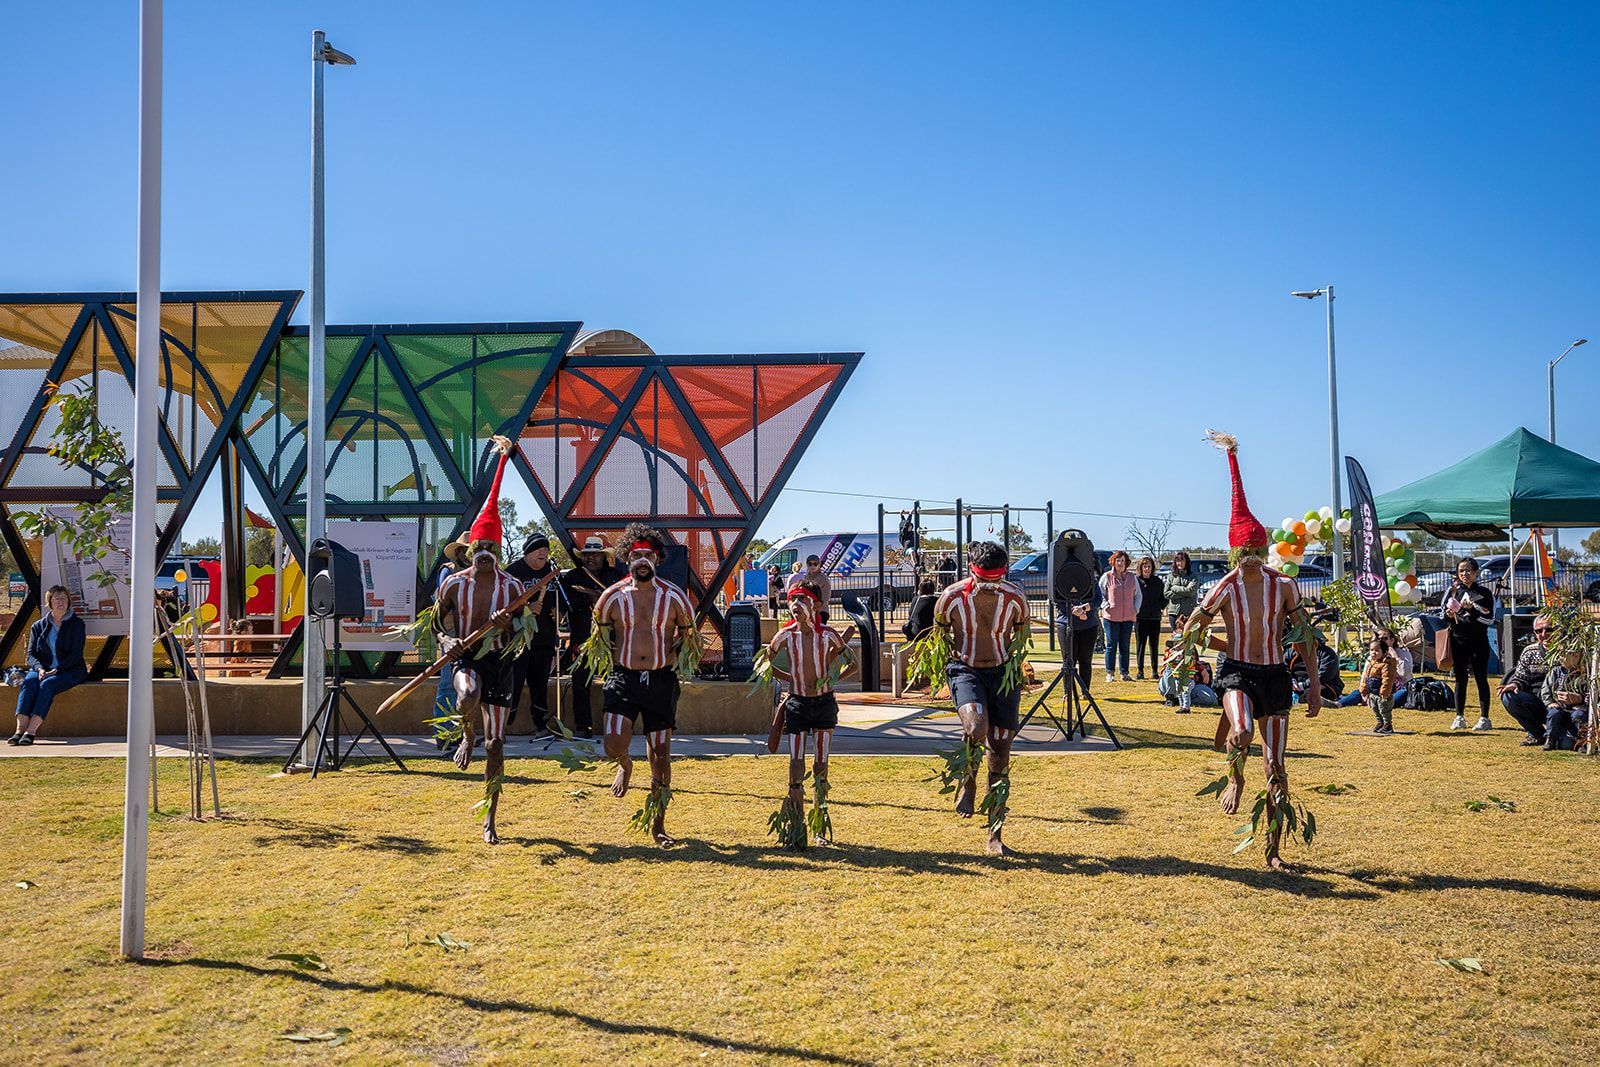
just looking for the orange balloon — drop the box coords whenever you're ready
[1292,521,1306,537]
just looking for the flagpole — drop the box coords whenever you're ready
[121,0,162,960]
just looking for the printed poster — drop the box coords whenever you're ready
[327,520,418,650]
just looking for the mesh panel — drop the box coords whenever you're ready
[246,335,365,495]
[525,367,643,508]
[671,366,756,500]
[0,303,83,353]
[387,334,475,480]
[654,390,739,517]
[755,365,839,500]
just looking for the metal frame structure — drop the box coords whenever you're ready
[0,290,860,675]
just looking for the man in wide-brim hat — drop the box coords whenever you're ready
[559,535,623,738]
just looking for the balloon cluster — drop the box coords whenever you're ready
[1268,506,1352,578]
[1380,535,1420,603]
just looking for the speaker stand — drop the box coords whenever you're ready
[1017,658,1122,749]
[284,621,408,776]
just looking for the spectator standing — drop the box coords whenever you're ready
[1163,551,1199,630]
[560,535,624,739]
[1445,558,1496,731]
[1498,613,1552,745]
[1540,649,1590,750]
[1054,581,1102,692]
[1133,556,1166,680]
[903,578,938,643]
[506,534,559,738]
[1099,550,1140,682]
[9,585,87,745]
[937,553,957,587]
[1362,634,1399,734]
[765,564,783,618]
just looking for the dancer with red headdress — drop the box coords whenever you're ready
[1173,431,1322,870]
[435,436,525,844]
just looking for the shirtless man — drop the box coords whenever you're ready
[1182,432,1321,870]
[765,580,857,846]
[435,437,523,844]
[934,540,1031,855]
[594,522,696,845]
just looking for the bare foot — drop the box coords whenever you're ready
[954,778,977,818]
[651,821,677,848]
[453,738,473,771]
[483,822,500,845]
[611,757,633,798]
[1266,852,1295,873]
[986,831,1010,857]
[1219,776,1244,815]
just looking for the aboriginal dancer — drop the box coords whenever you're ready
[764,580,857,849]
[1176,431,1322,870]
[589,523,697,846]
[933,540,1031,856]
[435,437,524,844]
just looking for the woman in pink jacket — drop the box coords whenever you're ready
[1099,550,1142,682]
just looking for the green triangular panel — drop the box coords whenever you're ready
[241,334,364,497]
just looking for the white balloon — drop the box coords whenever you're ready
[1319,506,1334,519]
[1335,518,1352,534]
[1282,517,1297,533]
[1305,519,1323,537]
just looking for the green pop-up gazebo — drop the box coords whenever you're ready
[1376,427,1600,531]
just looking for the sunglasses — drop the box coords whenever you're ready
[1533,627,1551,635]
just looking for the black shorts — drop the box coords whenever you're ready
[1214,660,1292,717]
[946,660,1021,731]
[458,648,518,708]
[782,692,840,734]
[602,667,679,733]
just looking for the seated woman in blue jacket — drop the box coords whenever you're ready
[9,585,87,745]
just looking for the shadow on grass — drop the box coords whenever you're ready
[507,835,1376,897]
[243,816,443,856]
[1105,723,1334,759]
[668,786,1114,827]
[136,958,869,1066]
[1339,867,1600,902]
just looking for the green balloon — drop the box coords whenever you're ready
[1282,562,1299,576]
[1304,510,1320,522]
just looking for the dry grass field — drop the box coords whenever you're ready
[1,681,1597,1065]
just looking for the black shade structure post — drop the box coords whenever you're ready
[876,502,886,640]
[1046,500,1055,651]
[954,498,964,578]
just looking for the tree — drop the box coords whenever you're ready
[1406,530,1446,553]
[181,536,222,557]
[245,527,275,568]
[1006,524,1034,550]
[1582,530,1600,560]
[747,538,773,558]
[1125,512,1176,561]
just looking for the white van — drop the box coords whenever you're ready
[753,532,914,608]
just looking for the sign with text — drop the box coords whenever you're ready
[40,508,132,636]
[327,520,418,650]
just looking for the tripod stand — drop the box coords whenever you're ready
[284,618,408,777]
[1017,652,1122,749]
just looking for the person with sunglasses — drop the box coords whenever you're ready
[1498,613,1554,746]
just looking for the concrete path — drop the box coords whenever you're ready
[0,701,1115,760]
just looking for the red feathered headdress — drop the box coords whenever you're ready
[468,436,514,549]
[1206,429,1268,550]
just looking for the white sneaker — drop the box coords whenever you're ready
[1105,672,1115,684]
[1450,715,1467,730]
[1473,717,1492,732]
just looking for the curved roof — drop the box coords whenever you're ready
[568,328,654,357]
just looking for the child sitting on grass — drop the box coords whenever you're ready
[1362,634,1399,735]
[1540,650,1590,751]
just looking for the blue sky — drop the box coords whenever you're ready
[6,2,1597,552]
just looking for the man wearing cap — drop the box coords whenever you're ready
[1178,431,1322,871]
[560,535,623,738]
[786,554,833,608]
[506,533,558,739]
[592,522,696,846]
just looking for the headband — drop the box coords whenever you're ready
[970,564,1007,581]
[630,540,657,554]
[787,586,821,604]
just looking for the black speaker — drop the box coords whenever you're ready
[308,538,364,620]
[723,602,761,682]
[1049,529,1099,607]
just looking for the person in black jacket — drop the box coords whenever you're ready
[559,536,624,738]
[902,578,938,642]
[1133,556,1167,680]
[1444,558,1496,731]
[505,534,558,738]
[10,585,87,745]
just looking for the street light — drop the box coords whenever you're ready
[1547,338,1587,555]
[1292,286,1343,586]
[303,30,356,756]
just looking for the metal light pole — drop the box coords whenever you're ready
[1547,338,1587,557]
[1292,286,1344,585]
[303,30,356,753]
[122,0,162,960]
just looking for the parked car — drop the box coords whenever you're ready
[1415,570,1454,605]
[1199,561,1334,602]
[1007,548,1113,600]
[1471,555,1566,604]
